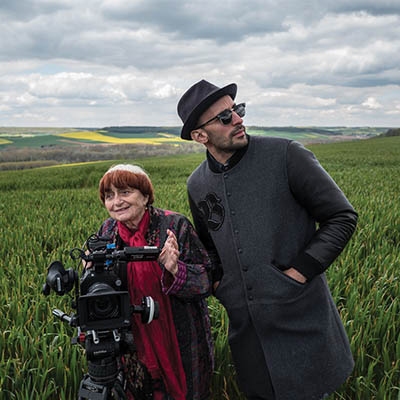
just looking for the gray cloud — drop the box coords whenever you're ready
[0,0,71,21]
[0,0,399,127]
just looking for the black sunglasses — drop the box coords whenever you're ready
[196,103,246,130]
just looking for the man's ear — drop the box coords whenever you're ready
[190,129,208,144]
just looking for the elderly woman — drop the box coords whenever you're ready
[96,164,213,400]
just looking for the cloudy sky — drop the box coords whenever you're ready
[1,0,399,128]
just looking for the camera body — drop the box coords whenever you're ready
[43,235,160,332]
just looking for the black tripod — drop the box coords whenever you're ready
[53,310,130,400]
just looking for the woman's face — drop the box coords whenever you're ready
[104,184,149,230]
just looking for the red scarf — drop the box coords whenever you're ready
[117,211,187,400]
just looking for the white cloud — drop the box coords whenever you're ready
[362,97,383,109]
[0,0,399,127]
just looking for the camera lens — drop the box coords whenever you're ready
[87,283,120,320]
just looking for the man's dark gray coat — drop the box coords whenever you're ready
[187,136,357,400]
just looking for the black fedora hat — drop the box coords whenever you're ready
[177,79,237,140]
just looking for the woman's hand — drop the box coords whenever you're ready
[82,250,92,269]
[159,229,180,276]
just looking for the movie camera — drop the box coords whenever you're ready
[42,234,160,399]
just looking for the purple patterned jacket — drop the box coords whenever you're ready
[98,205,214,400]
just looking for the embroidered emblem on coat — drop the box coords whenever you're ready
[198,193,225,231]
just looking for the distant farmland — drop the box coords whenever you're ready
[0,126,389,148]
[0,126,391,171]
[0,127,184,148]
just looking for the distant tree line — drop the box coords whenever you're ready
[381,128,400,137]
[0,142,202,171]
[248,126,340,135]
[102,126,181,135]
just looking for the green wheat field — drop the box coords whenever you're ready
[0,136,399,399]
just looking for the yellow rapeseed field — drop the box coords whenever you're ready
[57,131,179,144]
[0,138,12,145]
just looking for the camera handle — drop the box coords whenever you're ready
[53,309,74,324]
[85,329,121,345]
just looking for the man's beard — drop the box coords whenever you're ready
[225,126,248,150]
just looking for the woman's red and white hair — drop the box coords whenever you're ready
[99,164,155,205]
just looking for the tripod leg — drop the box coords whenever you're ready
[111,383,127,400]
[78,375,109,399]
